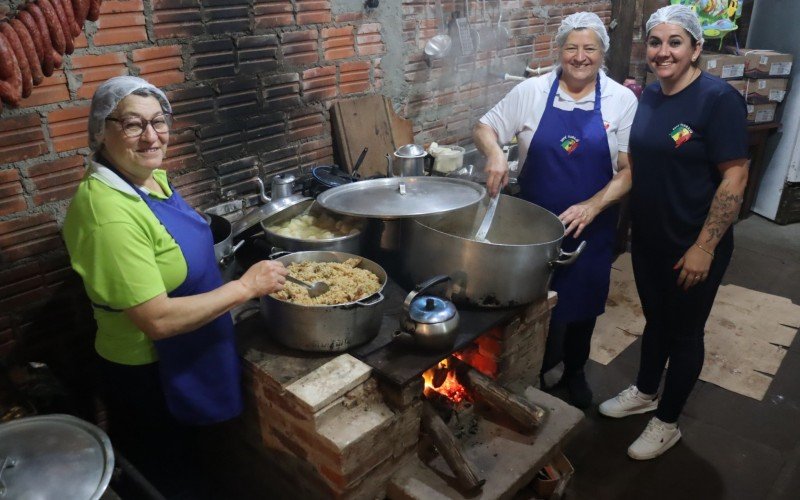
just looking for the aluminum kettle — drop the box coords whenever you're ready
[394,275,459,351]
[386,144,428,177]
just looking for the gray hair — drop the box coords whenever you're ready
[88,76,172,152]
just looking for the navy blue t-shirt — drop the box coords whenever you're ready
[629,72,748,254]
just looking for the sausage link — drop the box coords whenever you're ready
[0,22,33,98]
[56,0,81,38]
[16,11,43,64]
[87,0,101,23]
[23,4,55,77]
[34,0,66,54]
[45,0,74,54]
[71,0,88,27]
[10,19,44,86]
[0,33,23,106]
[51,47,63,69]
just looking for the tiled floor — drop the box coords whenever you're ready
[561,215,800,500]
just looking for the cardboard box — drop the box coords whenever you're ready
[745,78,789,103]
[727,80,747,97]
[746,103,777,123]
[701,54,745,79]
[742,50,793,78]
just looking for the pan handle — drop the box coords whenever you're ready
[550,241,587,268]
[356,292,384,307]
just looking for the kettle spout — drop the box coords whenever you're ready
[392,330,414,344]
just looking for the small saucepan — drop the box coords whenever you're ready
[204,212,244,267]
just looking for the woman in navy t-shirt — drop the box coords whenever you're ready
[599,5,749,460]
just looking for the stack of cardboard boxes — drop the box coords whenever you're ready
[702,50,793,124]
[644,49,793,124]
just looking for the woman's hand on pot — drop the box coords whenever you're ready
[559,202,599,238]
[673,246,712,291]
[484,155,509,197]
[240,260,288,298]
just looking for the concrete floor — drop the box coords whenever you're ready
[560,215,800,500]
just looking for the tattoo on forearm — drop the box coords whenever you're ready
[704,189,744,243]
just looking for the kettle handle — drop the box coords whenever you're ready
[403,274,451,314]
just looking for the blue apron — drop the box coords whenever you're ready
[111,167,242,425]
[518,73,617,323]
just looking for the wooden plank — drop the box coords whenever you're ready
[330,95,396,179]
[384,97,414,147]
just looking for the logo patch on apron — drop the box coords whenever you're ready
[560,135,580,154]
[670,124,693,148]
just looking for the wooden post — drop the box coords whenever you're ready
[608,0,638,83]
[420,401,485,492]
[464,366,547,430]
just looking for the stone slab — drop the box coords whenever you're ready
[286,354,373,413]
[387,386,584,500]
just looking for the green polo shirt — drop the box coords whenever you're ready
[62,165,188,365]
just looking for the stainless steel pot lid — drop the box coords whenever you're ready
[0,414,114,499]
[316,177,485,219]
[408,296,457,324]
[395,144,427,157]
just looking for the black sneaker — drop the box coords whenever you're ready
[565,371,592,409]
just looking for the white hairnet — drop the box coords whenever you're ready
[646,4,704,45]
[555,12,610,53]
[88,76,172,152]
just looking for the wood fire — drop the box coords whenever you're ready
[422,359,471,404]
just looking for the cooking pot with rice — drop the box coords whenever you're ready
[260,251,386,352]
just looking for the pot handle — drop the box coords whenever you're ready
[218,240,245,266]
[268,249,291,260]
[550,241,587,268]
[356,292,384,307]
[403,275,451,313]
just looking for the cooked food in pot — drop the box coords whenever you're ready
[267,213,360,240]
[271,258,381,305]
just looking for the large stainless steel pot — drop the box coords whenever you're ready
[259,199,367,254]
[260,251,386,352]
[402,195,584,308]
[205,213,243,266]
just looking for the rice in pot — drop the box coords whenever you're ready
[271,258,381,305]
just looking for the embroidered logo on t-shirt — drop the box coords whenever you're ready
[670,124,693,148]
[560,135,579,154]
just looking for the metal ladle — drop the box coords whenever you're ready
[286,275,330,298]
[424,0,452,59]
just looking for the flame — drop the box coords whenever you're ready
[422,359,470,404]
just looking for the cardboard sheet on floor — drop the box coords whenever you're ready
[590,253,644,365]
[590,253,800,401]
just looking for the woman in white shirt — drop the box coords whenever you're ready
[474,12,637,409]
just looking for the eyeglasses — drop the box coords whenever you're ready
[106,114,173,138]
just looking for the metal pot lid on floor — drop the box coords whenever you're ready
[316,177,485,219]
[0,414,114,499]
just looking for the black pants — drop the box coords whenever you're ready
[632,243,732,424]
[97,357,215,499]
[541,317,598,378]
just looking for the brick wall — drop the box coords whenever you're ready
[0,0,611,413]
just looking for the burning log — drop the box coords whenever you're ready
[463,365,547,431]
[420,401,485,492]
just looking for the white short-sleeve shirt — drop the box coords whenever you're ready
[479,70,638,172]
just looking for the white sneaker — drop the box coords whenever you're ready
[598,385,658,418]
[627,417,682,460]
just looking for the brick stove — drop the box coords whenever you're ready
[234,280,583,499]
